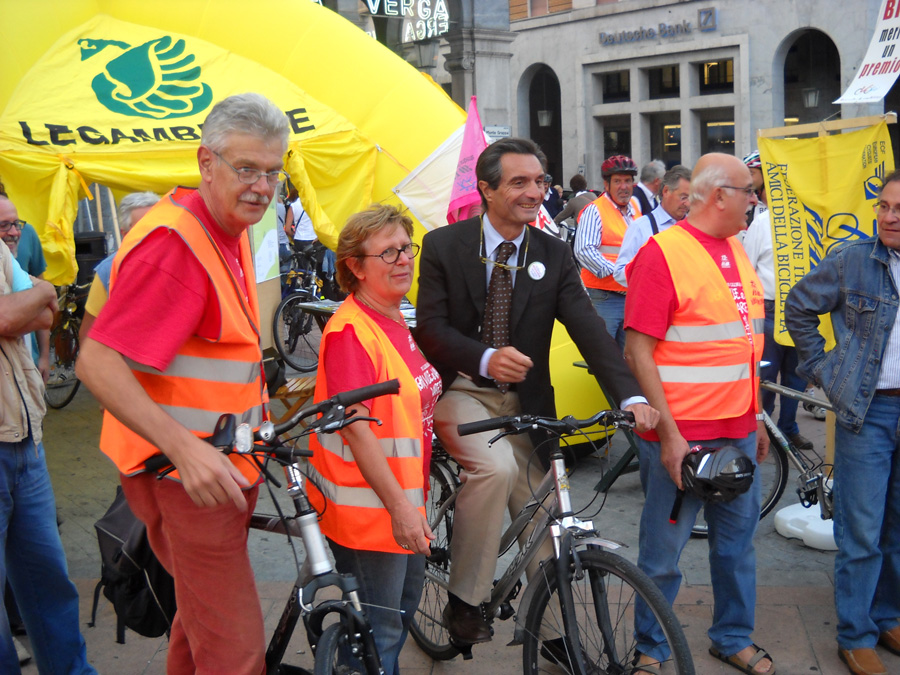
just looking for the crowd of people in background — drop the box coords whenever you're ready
[1,90,898,675]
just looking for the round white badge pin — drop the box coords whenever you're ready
[527,261,546,281]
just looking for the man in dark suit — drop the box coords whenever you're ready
[415,137,658,646]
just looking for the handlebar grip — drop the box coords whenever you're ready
[143,454,172,472]
[333,379,400,408]
[458,416,518,437]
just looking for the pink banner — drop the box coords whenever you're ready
[447,96,487,224]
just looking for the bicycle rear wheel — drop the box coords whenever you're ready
[409,457,460,660]
[522,548,694,675]
[273,293,322,373]
[45,324,81,409]
[690,437,788,538]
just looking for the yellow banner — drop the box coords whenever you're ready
[759,121,894,346]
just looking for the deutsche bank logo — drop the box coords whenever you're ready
[698,8,718,32]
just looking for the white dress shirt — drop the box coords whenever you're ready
[613,204,679,287]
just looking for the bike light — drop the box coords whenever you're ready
[235,423,253,454]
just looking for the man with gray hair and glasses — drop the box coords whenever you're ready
[78,93,289,673]
[613,164,692,287]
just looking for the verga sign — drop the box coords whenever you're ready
[363,0,450,43]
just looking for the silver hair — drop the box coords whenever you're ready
[200,93,290,154]
[661,165,692,192]
[117,192,159,232]
[640,159,666,183]
[690,162,730,204]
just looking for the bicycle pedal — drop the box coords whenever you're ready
[451,641,475,660]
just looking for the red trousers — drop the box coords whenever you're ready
[122,472,264,675]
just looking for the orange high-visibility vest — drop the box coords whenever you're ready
[306,296,425,554]
[580,194,641,292]
[99,187,266,484]
[652,225,765,421]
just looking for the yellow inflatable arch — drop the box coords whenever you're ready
[0,0,464,284]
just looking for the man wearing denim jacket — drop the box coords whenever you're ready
[785,171,900,675]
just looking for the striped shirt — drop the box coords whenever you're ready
[573,193,639,279]
[875,247,900,389]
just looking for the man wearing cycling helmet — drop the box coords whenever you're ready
[573,154,642,349]
[624,153,774,675]
[786,170,900,675]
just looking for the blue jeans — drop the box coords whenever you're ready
[587,288,626,350]
[761,303,805,436]
[634,434,761,661]
[0,438,95,674]
[328,539,425,675]
[833,393,900,649]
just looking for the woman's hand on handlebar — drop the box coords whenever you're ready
[624,402,660,433]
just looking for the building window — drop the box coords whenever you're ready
[602,116,631,158]
[510,0,572,20]
[699,59,734,94]
[698,109,736,154]
[601,71,630,103]
[648,112,681,166]
[648,66,680,99]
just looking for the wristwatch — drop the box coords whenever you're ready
[756,413,765,421]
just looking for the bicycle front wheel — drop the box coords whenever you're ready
[409,458,459,660]
[690,436,789,538]
[522,549,694,675]
[45,324,81,409]
[313,622,378,675]
[272,293,322,373]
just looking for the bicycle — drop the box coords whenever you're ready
[690,380,834,538]
[410,411,695,675]
[145,379,401,674]
[45,283,89,409]
[273,243,328,373]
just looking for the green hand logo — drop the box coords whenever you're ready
[79,36,213,119]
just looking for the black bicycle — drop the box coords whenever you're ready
[45,283,90,409]
[146,379,401,674]
[273,243,327,373]
[411,411,695,674]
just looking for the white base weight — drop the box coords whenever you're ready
[774,502,837,551]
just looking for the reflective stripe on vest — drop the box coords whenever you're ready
[652,226,765,421]
[581,194,640,292]
[99,187,265,484]
[306,296,426,554]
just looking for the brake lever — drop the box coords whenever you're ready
[319,415,382,434]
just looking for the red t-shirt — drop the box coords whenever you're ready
[89,190,249,372]
[624,221,756,442]
[323,302,442,487]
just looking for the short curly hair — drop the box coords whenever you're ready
[335,204,414,294]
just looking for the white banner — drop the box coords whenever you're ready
[836,0,900,104]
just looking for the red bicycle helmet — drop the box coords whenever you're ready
[601,155,638,178]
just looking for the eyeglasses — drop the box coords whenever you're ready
[213,150,288,186]
[721,185,755,196]
[0,219,24,233]
[361,242,420,264]
[874,201,900,219]
[479,256,527,272]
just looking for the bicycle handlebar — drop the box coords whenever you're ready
[457,409,635,438]
[143,379,401,473]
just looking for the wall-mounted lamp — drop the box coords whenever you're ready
[537,110,553,127]
[802,88,820,109]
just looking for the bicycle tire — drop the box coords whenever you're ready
[313,622,378,675]
[273,293,321,373]
[44,324,81,409]
[409,459,460,660]
[522,548,694,675]
[690,438,789,539]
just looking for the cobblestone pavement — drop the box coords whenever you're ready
[16,384,882,674]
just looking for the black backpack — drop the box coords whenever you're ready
[89,487,176,643]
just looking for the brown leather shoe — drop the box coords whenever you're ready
[879,625,900,656]
[838,647,887,675]
[442,600,491,644]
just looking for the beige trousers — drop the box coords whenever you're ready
[433,377,553,606]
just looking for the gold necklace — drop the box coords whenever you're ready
[354,293,408,329]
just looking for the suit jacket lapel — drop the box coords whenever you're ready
[510,227,538,334]
[460,219,487,311]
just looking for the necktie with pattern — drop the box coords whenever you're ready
[482,241,517,393]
